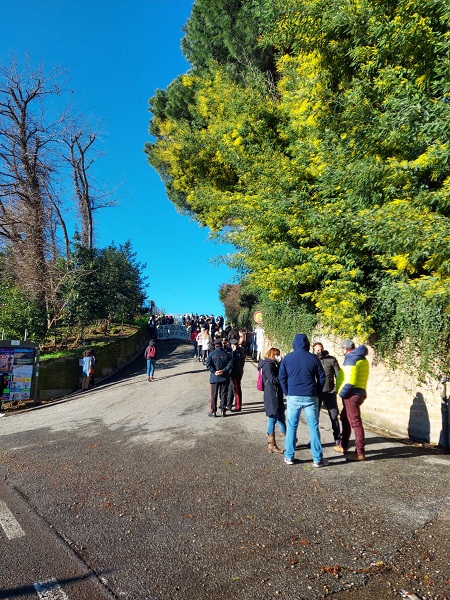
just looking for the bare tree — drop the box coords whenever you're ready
[0,57,115,332]
[66,132,95,249]
[63,131,117,250]
[0,57,68,305]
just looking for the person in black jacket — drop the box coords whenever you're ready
[258,348,285,454]
[226,339,245,412]
[312,342,341,445]
[206,340,233,417]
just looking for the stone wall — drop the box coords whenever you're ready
[260,331,447,445]
[38,324,149,400]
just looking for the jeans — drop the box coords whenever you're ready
[267,412,286,436]
[284,395,323,463]
[146,359,156,378]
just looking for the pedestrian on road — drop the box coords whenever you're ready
[226,339,244,412]
[312,342,341,446]
[144,339,158,381]
[81,350,94,391]
[0,372,9,417]
[88,349,97,389]
[336,339,370,461]
[206,340,233,417]
[258,348,286,454]
[201,328,212,365]
[278,333,328,467]
[196,328,204,363]
[190,327,199,359]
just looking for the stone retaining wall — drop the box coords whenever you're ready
[259,331,447,445]
[38,324,149,400]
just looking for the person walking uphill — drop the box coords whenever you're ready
[335,340,370,461]
[144,339,158,381]
[278,334,328,467]
[258,348,286,454]
[206,340,233,417]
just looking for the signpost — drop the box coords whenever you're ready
[253,310,263,324]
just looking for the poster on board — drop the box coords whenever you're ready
[0,347,35,402]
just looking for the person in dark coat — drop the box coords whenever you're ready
[205,340,233,417]
[226,339,245,412]
[312,342,341,444]
[258,347,285,454]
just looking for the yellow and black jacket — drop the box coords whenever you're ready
[336,345,369,399]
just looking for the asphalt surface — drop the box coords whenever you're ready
[0,339,449,600]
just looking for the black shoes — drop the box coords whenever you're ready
[208,411,216,418]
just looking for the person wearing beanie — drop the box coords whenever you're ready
[336,339,370,461]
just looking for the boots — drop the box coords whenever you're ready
[268,434,283,454]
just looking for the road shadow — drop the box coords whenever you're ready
[0,571,113,599]
[319,434,447,463]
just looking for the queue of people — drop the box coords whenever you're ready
[78,315,369,469]
[142,321,369,467]
[219,332,369,468]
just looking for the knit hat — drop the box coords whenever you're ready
[341,339,355,350]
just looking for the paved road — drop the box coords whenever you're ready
[0,340,449,600]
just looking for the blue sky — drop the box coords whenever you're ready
[1,0,236,318]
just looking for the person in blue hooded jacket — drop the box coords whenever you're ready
[278,334,328,467]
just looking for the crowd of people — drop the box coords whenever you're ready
[258,334,369,467]
[80,311,368,468]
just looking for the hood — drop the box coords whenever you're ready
[292,333,310,352]
[353,344,368,358]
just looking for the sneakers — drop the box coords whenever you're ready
[284,457,294,465]
[208,411,216,418]
[312,458,329,468]
[0,412,5,418]
[346,453,366,461]
[333,444,346,454]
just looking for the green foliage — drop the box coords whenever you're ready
[259,296,317,354]
[219,283,241,324]
[371,277,450,380]
[0,276,46,341]
[181,0,276,82]
[62,239,147,326]
[147,0,450,378]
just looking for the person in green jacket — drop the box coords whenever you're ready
[335,340,370,461]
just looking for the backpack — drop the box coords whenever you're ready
[146,345,156,359]
[256,368,264,391]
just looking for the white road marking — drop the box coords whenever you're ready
[34,578,70,599]
[0,499,25,539]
